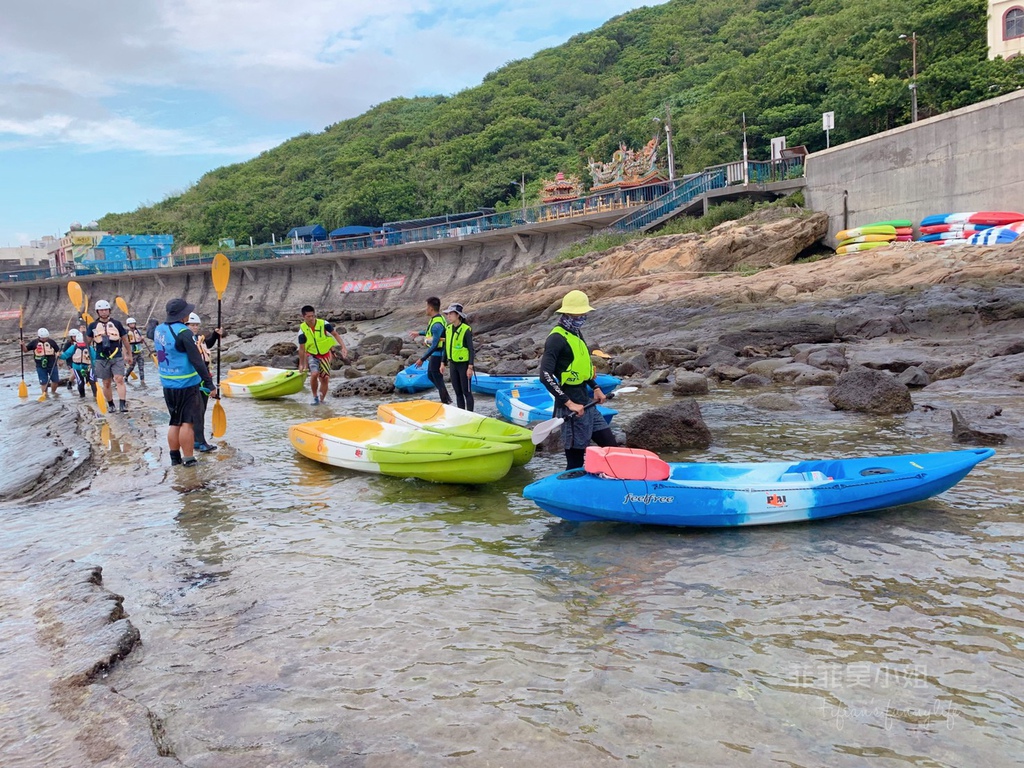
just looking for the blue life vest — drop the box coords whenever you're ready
[155,322,200,389]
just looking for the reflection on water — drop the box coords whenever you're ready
[1,381,1022,767]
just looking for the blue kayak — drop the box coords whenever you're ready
[495,384,617,427]
[394,364,433,394]
[523,447,995,527]
[473,373,620,396]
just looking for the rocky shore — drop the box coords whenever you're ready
[2,206,1023,765]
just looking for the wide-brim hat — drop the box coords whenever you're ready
[444,303,466,318]
[165,298,195,321]
[557,289,594,314]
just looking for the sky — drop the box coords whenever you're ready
[0,0,663,247]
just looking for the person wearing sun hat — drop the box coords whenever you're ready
[538,289,617,469]
[439,302,475,411]
[154,298,217,467]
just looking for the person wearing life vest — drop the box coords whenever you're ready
[123,317,149,386]
[22,327,61,397]
[154,298,217,467]
[86,299,133,412]
[538,290,617,470]
[186,312,223,453]
[412,296,452,405]
[439,302,475,412]
[297,304,349,405]
[59,330,97,398]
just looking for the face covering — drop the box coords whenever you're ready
[562,315,587,333]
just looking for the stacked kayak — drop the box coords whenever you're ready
[289,416,518,484]
[966,221,1024,245]
[496,385,617,427]
[473,372,621,395]
[378,400,535,465]
[834,220,911,255]
[524,447,995,527]
[394,363,433,393]
[219,367,308,399]
[918,211,1024,246]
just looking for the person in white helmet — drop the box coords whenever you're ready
[186,312,223,452]
[21,327,62,397]
[538,289,617,470]
[59,329,96,398]
[86,299,133,412]
[123,317,149,386]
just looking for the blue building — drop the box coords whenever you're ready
[79,234,174,274]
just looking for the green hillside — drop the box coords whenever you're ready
[99,0,1022,245]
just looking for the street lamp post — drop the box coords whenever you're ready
[899,32,918,123]
[511,174,527,223]
[653,105,676,182]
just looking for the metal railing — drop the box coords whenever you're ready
[5,158,805,284]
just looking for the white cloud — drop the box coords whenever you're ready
[0,0,661,153]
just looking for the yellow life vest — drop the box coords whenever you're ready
[424,314,446,347]
[300,319,337,356]
[549,326,594,386]
[445,322,472,363]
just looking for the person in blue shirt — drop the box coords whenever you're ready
[413,296,452,404]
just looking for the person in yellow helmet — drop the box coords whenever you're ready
[538,290,617,469]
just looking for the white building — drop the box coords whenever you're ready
[989,0,1024,59]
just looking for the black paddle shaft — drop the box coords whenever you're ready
[216,298,222,384]
[19,323,24,379]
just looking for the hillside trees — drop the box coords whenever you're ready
[98,0,1024,245]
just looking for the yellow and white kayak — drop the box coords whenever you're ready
[378,400,535,466]
[289,416,518,484]
[219,366,308,399]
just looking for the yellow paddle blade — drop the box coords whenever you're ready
[18,380,28,398]
[96,388,108,415]
[211,399,226,438]
[212,253,230,298]
[151,353,159,367]
[68,281,84,313]
[592,349,612,359]
[83,312,93,325]
[129,371,138,380]
[115,296,129,315]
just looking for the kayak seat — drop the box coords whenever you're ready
[860,467,894,476]
[585,446,671,481]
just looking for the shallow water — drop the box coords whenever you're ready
[1,379,1022,767]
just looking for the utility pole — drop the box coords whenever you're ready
[520,172,527,221]
[741,112,749,186]
[900,32,918,123]
[664,104,675,181]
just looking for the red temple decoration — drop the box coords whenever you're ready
[540,172,583,203]
[587,136,666,193]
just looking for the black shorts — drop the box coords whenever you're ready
[163,385,203,427]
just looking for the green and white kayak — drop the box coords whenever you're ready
[220,366,308,399]
[289,416,518,484]
[378,400,535,466]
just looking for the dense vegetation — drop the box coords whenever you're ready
[99,0,1023,245]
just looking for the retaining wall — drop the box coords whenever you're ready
[805,89,1024,244]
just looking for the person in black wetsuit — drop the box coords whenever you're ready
[538,290,617,470]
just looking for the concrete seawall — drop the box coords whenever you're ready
[1,227,595,332]
[805,89,1024,244]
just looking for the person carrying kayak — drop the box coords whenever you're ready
[538,290,617,469]
[297,305,348,405]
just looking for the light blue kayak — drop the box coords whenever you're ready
[394,363,433,394]
[523,448,995,527]
[495,384,617,427]
[473,373,620,396]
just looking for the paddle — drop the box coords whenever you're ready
[17,308,27,398]
[68,281,84,313]
[210,253,230,438]
[530,386,638,445]
[114,296,145,379]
